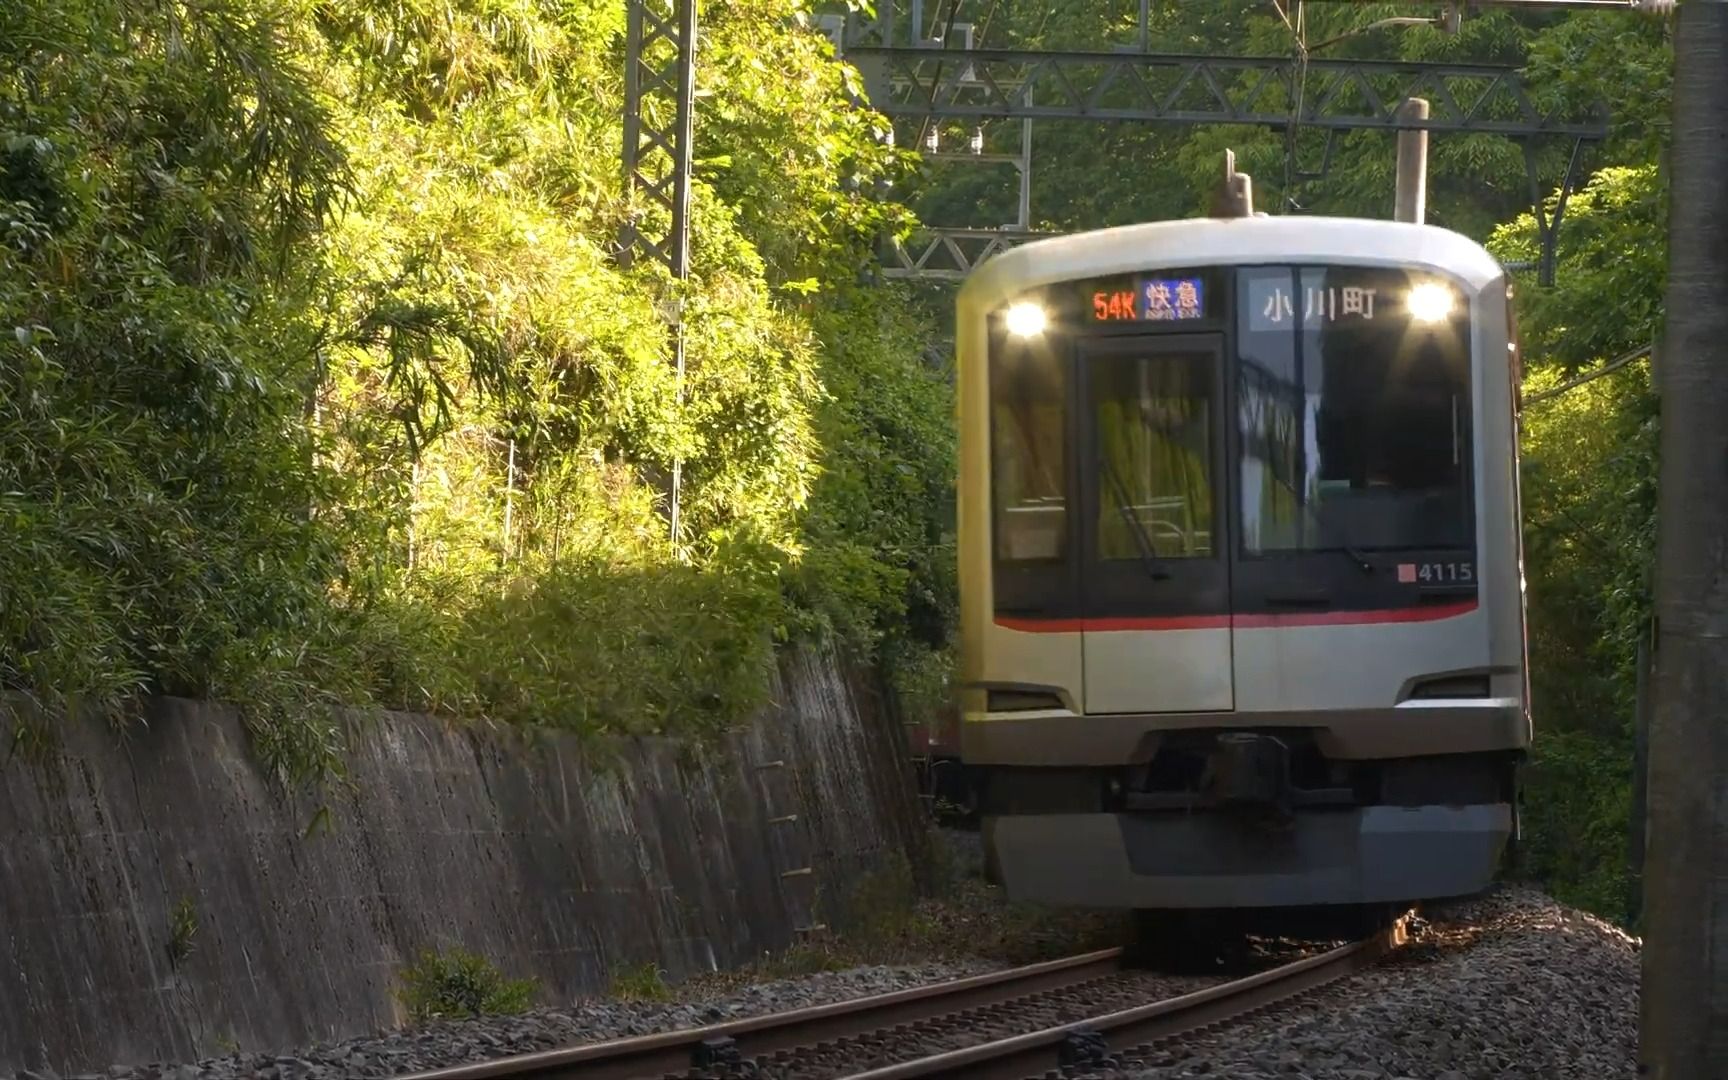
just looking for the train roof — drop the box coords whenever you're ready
[956,215,1505,315]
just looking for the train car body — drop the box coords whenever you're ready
[955,215,1529,911]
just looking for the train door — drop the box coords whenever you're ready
[1077,333,1233,713]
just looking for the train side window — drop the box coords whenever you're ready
[1090,351,1216,559]
[991,337,1068,563]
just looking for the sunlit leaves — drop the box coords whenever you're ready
[1491,165,1665,373]
[1491,166,1661,923]
[1,0,956,778]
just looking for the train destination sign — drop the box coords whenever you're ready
[1246,279,1381,333]
[1088,276,1208,323]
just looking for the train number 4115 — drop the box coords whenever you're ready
[1398,562,1475,583]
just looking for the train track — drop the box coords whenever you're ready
[398,917,1408,1080]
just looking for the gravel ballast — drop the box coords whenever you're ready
[1085,885,1639,1080]
[18,828,1111,1080]
[15,855,1638,1080]
[67,960,1001,1080]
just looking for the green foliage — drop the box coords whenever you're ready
[0,0,370,784]
[1511,362,1656,735]
[789,289,956,658]
[1520,730,1636,921]
[1491,166,1667,372]
[166,896,200,968]
[1488,153,1664,928]
[908,2,1601,237]
[1,0,957,778]
[1508,363,1651,927]
[395,947,537,1022]
[608,961,673,1002]
[448,560,783,735]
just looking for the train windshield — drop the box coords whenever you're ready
[1236,265,1472,555]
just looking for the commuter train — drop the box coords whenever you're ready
[953,197,1529,920]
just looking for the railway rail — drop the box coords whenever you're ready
[398,914,1408,1080]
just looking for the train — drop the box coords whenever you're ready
[950,171,1530,928]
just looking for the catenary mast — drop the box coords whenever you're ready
[1640,0,1728,1074]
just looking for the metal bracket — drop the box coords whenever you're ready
[1521,137,1589,287]
[1287,127,1340,184]
[834,2,1607,283]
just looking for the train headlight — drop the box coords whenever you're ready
[1406,282,1455,323]
[1004,302,1048,337]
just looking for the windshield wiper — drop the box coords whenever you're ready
[1100,458,1173,581]
[1264,471,1375,574]
[1338,539,1375,574]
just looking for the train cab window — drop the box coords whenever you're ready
[990,335,1068,564]
[1237,265,1472,555]
[1091,351,1216,559]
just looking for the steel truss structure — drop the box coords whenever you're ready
[621,0,697,542]
[847,48,1605,139]
[882,228,1053,282]
[824,3,1608,285]
[619,2,1605,290]
[621,0,697,276]
[882,135,1590,284]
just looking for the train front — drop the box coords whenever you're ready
[955,219,1529,911]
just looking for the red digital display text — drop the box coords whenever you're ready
[1092,290,1137,321]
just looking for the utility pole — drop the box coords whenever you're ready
[1393,97,1429,224]
[1640,1,1728,1075]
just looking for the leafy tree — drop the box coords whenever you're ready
[1490,164,1662,922]
[1,0,957,782]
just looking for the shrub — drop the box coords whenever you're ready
[608,962,673,1002]
[395,947,538,1023]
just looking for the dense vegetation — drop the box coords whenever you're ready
[1,0,951,783]
[1,0,1666,923]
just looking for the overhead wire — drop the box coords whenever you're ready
[975,0,1002,42]
[1522,343,1652,406]
[914,0,969,155]
[1280,0,1311,208]
[1271,0,1297,35]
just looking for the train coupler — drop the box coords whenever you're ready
[1203,732,1295,817]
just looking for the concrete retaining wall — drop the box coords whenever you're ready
[0,644,927,1074]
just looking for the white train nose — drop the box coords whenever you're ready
[955,215,1527,913]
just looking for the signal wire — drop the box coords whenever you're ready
[1522,343,1652,406]
[1278,0,1312,209]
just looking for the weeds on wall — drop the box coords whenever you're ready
[396,947,538,1022]
[607,962,674,1003]
[166,896,199,968]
